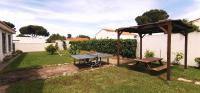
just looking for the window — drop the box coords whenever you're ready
[2,33,6,53]
[8,35,11,52]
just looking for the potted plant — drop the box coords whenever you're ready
[195,57,200,68]
[174,52,183,65]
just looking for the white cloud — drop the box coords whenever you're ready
[0,0,159,37]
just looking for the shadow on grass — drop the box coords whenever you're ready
[118,61,168,81]
[74,61,109,71]
[0,53,45,93]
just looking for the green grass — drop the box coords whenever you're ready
[7,66,200,93]
[1,51,73,73]
[172,65,200,80]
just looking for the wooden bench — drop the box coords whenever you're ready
[151,64,167,71]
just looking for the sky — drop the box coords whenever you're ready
[0,0,200,38]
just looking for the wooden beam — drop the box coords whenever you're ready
[184,32,188,69]
[167,22,172,80]
[139,33,144,59]
[159,26,168,33]
[117,31,122,66]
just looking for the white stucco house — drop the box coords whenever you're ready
[0,21,15,62]
[95,28,136,39]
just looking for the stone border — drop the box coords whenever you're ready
[177,77,200,85]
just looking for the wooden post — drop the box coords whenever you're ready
[139,33,143,59]
[117,31,121,66]
[167,22,172,80]
[184,32,188,69]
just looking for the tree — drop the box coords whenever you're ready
[182,19,199,32]
[77,35,90,39]
[19,25,49,37]
[2,21,15,29]
[67,34,72,38]
[46,34,65,43]
[135,9,169,25]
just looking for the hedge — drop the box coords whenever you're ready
[69,39,137,58]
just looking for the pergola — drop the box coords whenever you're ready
[116,19,193,80]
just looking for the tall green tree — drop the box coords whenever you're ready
[2,21,15,29]
[19,25,49,37]
[67,34,72,38]
[46,34,65,43]
[135,9,169,25]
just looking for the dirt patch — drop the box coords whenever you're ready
[0,64,79,85]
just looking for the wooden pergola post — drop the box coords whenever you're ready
[167,22,172,80]
[184,32,188,69]
[139,33,143,59]
[117,31,122,66]
[138,34,145,59]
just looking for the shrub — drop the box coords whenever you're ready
[69,39,137,58]
[45,44,56,55]
[55,42,59,51]
[15,50,23,54]
[3,55,13,62]
[69,44,80,55]
[174,52,183,64]
[62,41,67,50]
[195,57,200,66]
[144,50,154,58]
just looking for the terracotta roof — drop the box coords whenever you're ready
[0,21,15,34]
[65,38,90,41]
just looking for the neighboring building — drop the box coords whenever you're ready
[0,21,15,62]
[95,28,136,39]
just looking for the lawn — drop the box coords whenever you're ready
[1,51,73,73]
[6,66,200,93]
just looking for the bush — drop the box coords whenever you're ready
[15,50,23,54]
[144,50,154,58]
[195,57,200,65]
[69,39,137,58]
[3,55,13,62]
[62,41,67,50]
[55,43,59,51]
[174,52,183,64]
[45,44,56,55]
[69,44,80,55]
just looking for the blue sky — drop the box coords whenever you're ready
[0,0,200,38]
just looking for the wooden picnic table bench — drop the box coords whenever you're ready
[134,57,167,71]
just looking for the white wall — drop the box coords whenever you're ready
[96,30,135,39]
[13,37,47,43]
[14,43,55,52]
[137,32,200,66]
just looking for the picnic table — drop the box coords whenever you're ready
[71,52,112,68]
[134,57,166,71]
